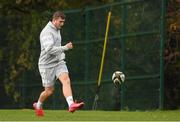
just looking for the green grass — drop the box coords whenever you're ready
[0,109,180,121]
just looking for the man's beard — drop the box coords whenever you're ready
[57,26,61,30]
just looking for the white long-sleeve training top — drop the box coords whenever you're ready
[38,21,69,68]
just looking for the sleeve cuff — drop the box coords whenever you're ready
[62,45,69,51]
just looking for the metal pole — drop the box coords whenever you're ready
[159,0,166,110]
[84,9,90,109]
[120,3,127,111]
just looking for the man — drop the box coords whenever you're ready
[33,11,84,116]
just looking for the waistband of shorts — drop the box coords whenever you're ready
[38,60,66,69]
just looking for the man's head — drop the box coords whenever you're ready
[52,11,66,29]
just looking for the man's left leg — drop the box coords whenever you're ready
[58,72,84,112]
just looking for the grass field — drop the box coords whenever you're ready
[0,109,180,121]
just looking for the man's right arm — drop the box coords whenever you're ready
[40,32,68,55]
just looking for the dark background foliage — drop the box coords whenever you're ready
[0,0,179,110]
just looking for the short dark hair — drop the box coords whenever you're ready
[52,11,66,20]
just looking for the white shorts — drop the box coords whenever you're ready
[39,61,69,87]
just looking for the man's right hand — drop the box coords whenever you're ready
[66,42,73,49]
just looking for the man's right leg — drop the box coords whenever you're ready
[38,87,55,107]
[33,86,54,116]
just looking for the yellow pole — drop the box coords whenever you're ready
[97,11,111,86]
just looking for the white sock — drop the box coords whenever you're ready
[66,96,74,107]
[36,101,42,109]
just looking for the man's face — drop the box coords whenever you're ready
[54,17,65,29]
